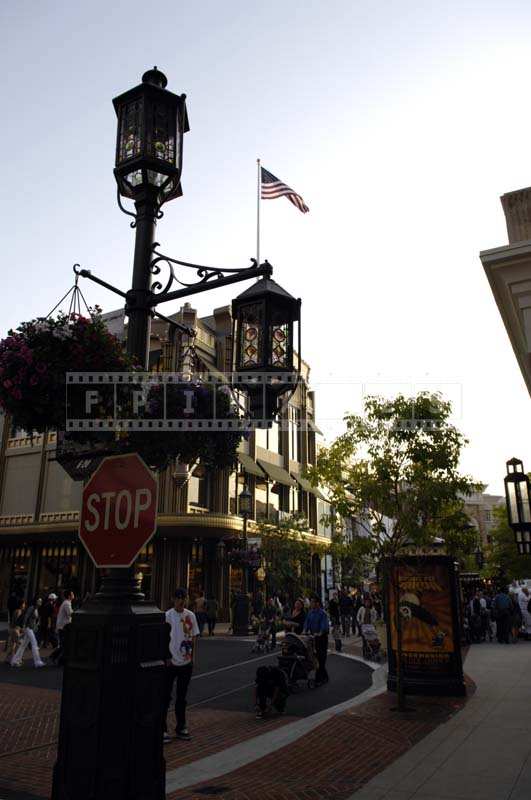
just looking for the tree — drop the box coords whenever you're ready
[485,504,531,582]
[256,514,326,601]
[307,391,478,708]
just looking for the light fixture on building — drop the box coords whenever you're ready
[504,457,531,555]
[232,276,301,421]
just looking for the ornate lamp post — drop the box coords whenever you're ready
[504,457,531,555]
[53,68,303,800]
[474,545,484,570]
[232,484,253,635]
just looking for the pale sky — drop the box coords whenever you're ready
[1,0,531,494]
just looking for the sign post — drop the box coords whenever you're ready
[52,454,168,800]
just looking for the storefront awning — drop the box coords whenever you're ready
[256,459,297,487]
[308,419,323,435]
[291,473,328,501]
[238,453,266,478]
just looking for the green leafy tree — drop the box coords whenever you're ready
[307,391,478,708]
[256,514,326,600]
[485,504,531,582]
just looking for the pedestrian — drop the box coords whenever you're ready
[254,665,289,718]
[302,595,329,685]
[193,592,206,636]
[5,598,26,664]
[282,598,306,635]
[10,597,45,668]
[263,597,280,649]
[51,590,74,665]
[509,592,522,643]
[339,589,354,637]
[328,591,340,627]
[252,591,264,619]
[206,595,219,636]
[7,590,21,626]
[39,593,58,649]
[163,588,199,743]
[492,586,512,644]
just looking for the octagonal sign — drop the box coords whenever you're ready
[79,453,158,568]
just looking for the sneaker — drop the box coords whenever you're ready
[163,732,173,743]
[35,661,46,668]
[176,728,191,741]
[255,710,264,719]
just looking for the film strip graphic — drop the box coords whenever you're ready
[65,371,303,432]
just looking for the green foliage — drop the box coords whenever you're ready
[307,392,479,561]
[256,514,326,599]
[485,505,531,582]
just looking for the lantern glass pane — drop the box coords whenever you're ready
[521,478,531,523]
[147,170,166,187]
[507,482,518,525]
[516,529,523,544]
[270,322,289,367]
[124,169,143,188]
[148,101,176,165]
[239,303,263,368]
[119,99,144,163]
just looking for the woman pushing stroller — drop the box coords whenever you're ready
[357,596,381,661]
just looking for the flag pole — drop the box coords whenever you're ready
[256,158,261,268]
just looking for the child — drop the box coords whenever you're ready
[254,665,289,718]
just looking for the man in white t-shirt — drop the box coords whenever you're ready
[164,588,199,742]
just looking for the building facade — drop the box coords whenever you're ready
[0,303,331,618]
[463,489,504,546]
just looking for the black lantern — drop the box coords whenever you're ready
[232,275,301,421]
[239,483,252,518]
[504,457,531,555]
[113,67,189,204]
[474,545,484,570]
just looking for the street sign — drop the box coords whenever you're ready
[79,453,158,568]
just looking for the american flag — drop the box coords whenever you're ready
[261,167,309,213]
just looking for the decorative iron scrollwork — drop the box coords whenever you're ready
[149,242,260,300]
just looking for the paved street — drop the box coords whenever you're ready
[0,634,375,800]
[0,635,373,716]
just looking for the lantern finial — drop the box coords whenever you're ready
[142,67,168,89]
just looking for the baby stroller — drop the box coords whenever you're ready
[360,623,382,662]
[251,618,271,653]
[277,633,317,691]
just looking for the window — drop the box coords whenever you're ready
[289,407,301,462]
[307,429,316,464]
[255,477,279,521]
[255,421,282,454]
[188,475,210,509]
[289,486,302,514]
[485,510,491,522]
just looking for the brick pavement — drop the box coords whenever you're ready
[0,653,472,800]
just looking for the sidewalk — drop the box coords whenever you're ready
[350,641,531,800]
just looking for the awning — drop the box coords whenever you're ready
[308,419,323,435]
[256,459,297,487]
[238,453,266,478]
[291,473,328,501]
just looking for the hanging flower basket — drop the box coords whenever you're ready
[228,544,262,570]
[0,311,137,434]
[0,311,244,474]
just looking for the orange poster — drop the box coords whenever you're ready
[388,562,455,656]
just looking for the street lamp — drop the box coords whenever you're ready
[504,457,531,555]
[113,66,189,204]
[232,276,301,421]
[474,545,484,570]
[232,483,253,635]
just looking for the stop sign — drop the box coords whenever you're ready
[79,453,158,568]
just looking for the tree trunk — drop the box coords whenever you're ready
[392,558,406,711]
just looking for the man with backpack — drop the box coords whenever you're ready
[492,587,513,644]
